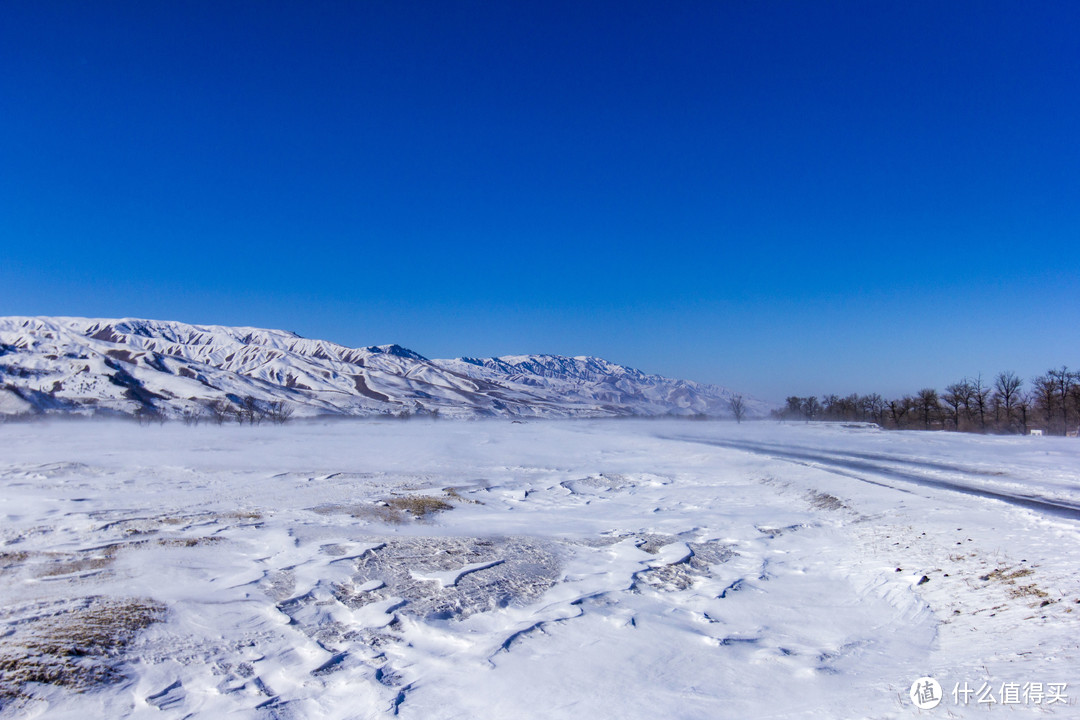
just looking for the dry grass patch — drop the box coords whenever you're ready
[0,597,165,705]
[443,487,483,505]
[33,552,115,578]
[980,566,1050,603]
[312,496,454,525]
[155,536,224,548]
[1008,584,1049,600]
[806,490,848,511]
[981,567,1034,582]
[384,495,453,519]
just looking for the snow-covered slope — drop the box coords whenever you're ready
[0,317,765,420]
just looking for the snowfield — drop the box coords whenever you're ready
[1,419,1077,718]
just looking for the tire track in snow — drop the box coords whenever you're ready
[668,436,1080,521]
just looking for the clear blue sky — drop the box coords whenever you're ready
[2,1,1078,401]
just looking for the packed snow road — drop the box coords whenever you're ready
[0,419,1077,718]
[669,433,1080,521]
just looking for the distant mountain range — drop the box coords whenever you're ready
[0,317,766,420]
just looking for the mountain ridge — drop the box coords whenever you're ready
[0,316,767,420]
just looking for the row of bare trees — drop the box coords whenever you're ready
[180,397,294,426]
[775,367,1079,436]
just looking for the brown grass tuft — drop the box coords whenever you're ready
[156,537,224,548]
[384,496,453,519]
[0,597,165,704]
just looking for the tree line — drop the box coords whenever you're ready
[774,367,1080,436]
[168,396,294,426]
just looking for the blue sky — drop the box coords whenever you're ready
[2,1,1078,400]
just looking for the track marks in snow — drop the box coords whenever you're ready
[677,435,1080,520]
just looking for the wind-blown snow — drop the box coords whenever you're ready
[0,317,766,420]
[0,419,1077,718]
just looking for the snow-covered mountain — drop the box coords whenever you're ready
[0,317,766,420]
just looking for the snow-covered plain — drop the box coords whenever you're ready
[1,419,1078,718]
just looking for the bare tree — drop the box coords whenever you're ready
[887,397,912,428]
[783,397,804,421]
[266,400,294,425]
[1032,374,1058,433]
[942,381,971,431]
[993,371,1023,433]
[181,406,205,426]
[843,393,860,420]
[1015,391,1031,435]
[914,388,941,429]
[1070,382,1080,435]
[1048,366,1075,434]
[822,393,860,421]
[801,396,821,422]
[861,393,886,425]
[967,374,990,431]
[728,394,746,423]
[227,399,248,425]
[239,395,264,425]
[207,399,230,425]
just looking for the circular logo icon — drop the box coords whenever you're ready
[910,677,942,709]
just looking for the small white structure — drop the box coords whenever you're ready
[1029,428,1044,437]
